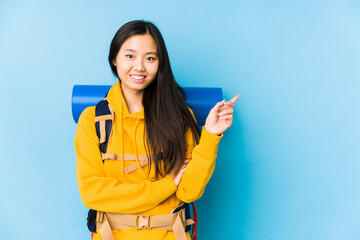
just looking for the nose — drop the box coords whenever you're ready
[133,59,145,72]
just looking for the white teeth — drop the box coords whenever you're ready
[131,75,146,80]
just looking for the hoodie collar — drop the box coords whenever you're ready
[107,80,144,119]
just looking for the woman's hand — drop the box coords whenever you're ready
[204,95,240,136]
[169,159,190,186]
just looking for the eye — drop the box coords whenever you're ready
[146,56,156,61]
[125,54,134,59]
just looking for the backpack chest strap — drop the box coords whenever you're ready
[101,153,148,161]
[101,153,149,174]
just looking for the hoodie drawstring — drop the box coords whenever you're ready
[119,101,146,177]
[119,102,125,176]
[133,118,147,178]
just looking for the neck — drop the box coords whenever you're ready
[120,83,144,114]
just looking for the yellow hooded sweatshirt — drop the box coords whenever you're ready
[75,81,223,240]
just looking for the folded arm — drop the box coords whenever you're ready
[75,107,177,214]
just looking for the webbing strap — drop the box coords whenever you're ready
[101,153,148,161]
[102,212,137,229]
[123,158,149,174]
[172,214,187,240]
[101,153,150,174]
[95,115,112,122]
[99,120,106,143]
[96,210,193,240]
[98,214,114,240]
[96,114,112,144]
[106,103,114,150]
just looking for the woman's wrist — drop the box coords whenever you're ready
[204,125,222,136]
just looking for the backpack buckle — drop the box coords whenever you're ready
[96,211,104,223]
[136,215,151,229]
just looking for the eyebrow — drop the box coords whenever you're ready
[124,48,158,55]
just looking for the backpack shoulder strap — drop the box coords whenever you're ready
[88,95,114,233]
[95,96,114,154]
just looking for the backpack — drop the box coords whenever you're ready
[86,96,198,239]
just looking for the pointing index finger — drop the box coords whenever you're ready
[229,95,240,103]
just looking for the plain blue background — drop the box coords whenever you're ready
[1,1,359,239]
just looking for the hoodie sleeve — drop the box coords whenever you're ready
[75,107,177,214]
[176,110,223,203]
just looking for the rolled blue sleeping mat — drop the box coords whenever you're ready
[72,85,223,126]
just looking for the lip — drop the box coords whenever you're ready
[130,74,146,84]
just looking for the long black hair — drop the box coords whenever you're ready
[108,20,201,177]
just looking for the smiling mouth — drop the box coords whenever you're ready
[130,75,146,80]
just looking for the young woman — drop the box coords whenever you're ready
[75,20,239,240]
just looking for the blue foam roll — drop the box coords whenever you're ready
[72,85,223,126]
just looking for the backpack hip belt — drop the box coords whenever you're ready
[96,209,194,240]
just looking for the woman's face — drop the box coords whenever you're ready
[114,34,159,95]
